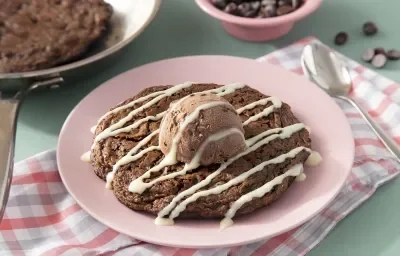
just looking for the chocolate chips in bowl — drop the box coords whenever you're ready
[196,0,322,42]
[211,0,304,18]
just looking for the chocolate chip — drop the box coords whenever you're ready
[5,52,14,58]
[362,48,375,62]
[239,2,259,17]
[237,3,251,16]
[261,0,276,6]
[363,21,378,36]
[278,0,300,7]
[276,5,294,15]
[334,32,348,45]
[245,9,259,17]
[211,0,228,10]
[278,0,286,6]
[387,49,400,60]
[374,47,386,56]
[371,54,387,68]
[220,0,301,18]
[258,4,276,17]
[292,0,301,8]
[29,16,38,24]
[224,3,238,15]
[1,51,13,59]
[249,1,261,11]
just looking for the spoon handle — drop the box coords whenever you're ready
[337,95,400,162]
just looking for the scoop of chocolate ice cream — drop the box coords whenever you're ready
[159,93,247,166]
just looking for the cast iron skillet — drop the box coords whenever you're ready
[0,0,162,220]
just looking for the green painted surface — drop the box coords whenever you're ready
[13,0,400,254]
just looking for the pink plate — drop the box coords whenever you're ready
[57,55,354,248]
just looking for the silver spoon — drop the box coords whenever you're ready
[301,41,400,162]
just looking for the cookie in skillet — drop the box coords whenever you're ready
[0,0,113,73]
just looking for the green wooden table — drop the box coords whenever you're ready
[14,0,400,255]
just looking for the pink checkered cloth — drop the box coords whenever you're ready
[1,37,400,256]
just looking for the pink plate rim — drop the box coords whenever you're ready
[57,55,354,248]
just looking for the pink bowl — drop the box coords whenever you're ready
[195,0,323,42]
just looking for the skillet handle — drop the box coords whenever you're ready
[0,76,63,221]
[0,97,21,219]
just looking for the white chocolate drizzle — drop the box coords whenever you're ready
[80,81,322,228]
[80,151,91,163]
[91,81,193,149]
[295,173,307,182]
[91,82,246,146]
[305,151,322,167]
[106,93,285,189]
[99,83,247,189]
[90,126,97,134]
[129,128,244,194]
[219,218,233,230]
[154,217,174,226]
[96,112,165,145]
[156,123,306,221]
[237,96,281,112]
[105,129,160,189]
[95,90,166,125]
[237,97,282,126]
[128,100,234,193]
[220,164,304,230]
[167,146,309,221]
[107,95,282,188]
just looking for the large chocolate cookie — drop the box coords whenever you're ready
[0,0,112,73]
[90,83,311,218]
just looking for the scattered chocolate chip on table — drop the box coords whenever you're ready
[362,48,375,62]
[333,21,400,69]
[387,49,400,60]
[374,47,386,56]
[363,21,378,36]
[334,32,348,45]
[371,54,387,68]
[361,46,400,67]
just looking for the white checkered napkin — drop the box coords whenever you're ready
[1,37,400,256]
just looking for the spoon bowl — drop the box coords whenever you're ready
[301,42,352,96]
